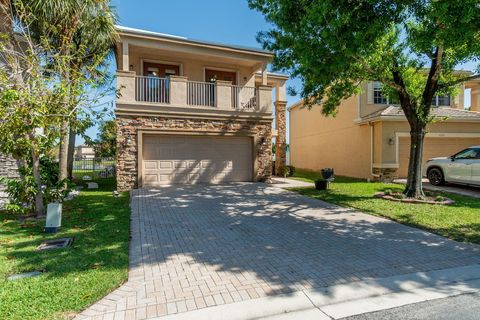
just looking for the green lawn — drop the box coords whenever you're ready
[0,178,130,320]
[290,169,480,244]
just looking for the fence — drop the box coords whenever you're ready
[231,85,258,109]
[135,76,170,103]
[72,157,116,179]
[187,81,216,107]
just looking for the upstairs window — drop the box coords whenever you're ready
[437,95,451,107]
[373,81,399,105]
[373,81,388,104]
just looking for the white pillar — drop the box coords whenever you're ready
[122,41,129,72]
[261,63,268,85]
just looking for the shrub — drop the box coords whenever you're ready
[286,165,295,176]
[0,156,74,214]
[278,165,291,177]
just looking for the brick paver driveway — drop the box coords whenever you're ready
[77,183,480,319]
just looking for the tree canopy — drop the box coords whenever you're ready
[249,0,480,197]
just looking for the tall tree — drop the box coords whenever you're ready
[0,0,69,216]
[15,0,118,183]
[88,119,117,158]
[249,0,480,197]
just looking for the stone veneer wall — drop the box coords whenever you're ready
[0,153,20,208]
[372,167,398,182]
[116,115,272,191]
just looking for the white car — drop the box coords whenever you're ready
[425,146,480,186]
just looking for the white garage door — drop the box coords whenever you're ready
[142,134,253,186]
[398,137,480,178]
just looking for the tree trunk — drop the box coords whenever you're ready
[31,152,44,217]
[58,122,70,183]
[403,127,426,198]
[67,127,76,179]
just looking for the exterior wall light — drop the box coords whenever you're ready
[388,137,395,145]
[125,132,132,145]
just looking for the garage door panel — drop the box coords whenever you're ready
[144,161,157,170]
[142,135,252,186]
[398,137,480,178]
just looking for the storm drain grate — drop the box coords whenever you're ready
[36,237,73,251]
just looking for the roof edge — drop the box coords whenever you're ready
[116,25,273,57]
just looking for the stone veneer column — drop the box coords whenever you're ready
[275,101,287,174]
[0,153,20,208]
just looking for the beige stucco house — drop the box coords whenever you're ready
[114,26,288,191]
[289,79,480,180]
[74,144,95,159]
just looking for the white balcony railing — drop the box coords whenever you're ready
[232,85,258,110]
[187,81,216,107]
[116,71,272,113]
[135,76,169,103]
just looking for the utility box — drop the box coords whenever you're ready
[45,203,62,233]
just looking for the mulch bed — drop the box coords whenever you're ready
[374,192,454,205]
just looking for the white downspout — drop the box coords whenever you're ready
[369,122,380,179]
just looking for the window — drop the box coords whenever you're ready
[373,81,400,105]
[431,95,451,107]
[437,95,450,106]
[454,148,479,160]
[373,81,388,104]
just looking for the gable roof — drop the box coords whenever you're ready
[359,106,480,123]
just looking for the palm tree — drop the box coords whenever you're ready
[14,0,118,182]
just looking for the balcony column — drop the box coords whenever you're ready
[122,41,129,72]
[116,71,136,103]
[169,76,188,106]
[257,85,273,113]
[215,80,233,110]
[274,81,287,174]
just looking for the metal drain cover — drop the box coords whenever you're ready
[37,237,73,251]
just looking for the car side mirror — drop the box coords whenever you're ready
[450,156,455,162]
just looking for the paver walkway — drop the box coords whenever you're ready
[76,183,480,320]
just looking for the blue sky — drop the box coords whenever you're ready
[78,0,477,144]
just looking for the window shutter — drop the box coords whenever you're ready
[477,84,480,109]
[367,81,373,104]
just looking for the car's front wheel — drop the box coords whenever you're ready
[427,167,445,186]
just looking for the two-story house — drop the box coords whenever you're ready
[114,26,288,190]
[289,79,480,180]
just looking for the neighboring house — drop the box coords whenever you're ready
[289,79,480,180]
[74,144,95,159]
[114,26,288,190]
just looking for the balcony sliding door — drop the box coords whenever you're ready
[140,62,180,103]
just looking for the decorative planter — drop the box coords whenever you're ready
[315,180,328,190]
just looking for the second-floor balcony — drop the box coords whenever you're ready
[117,72,273,114]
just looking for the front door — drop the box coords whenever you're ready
[205,69,237,84]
